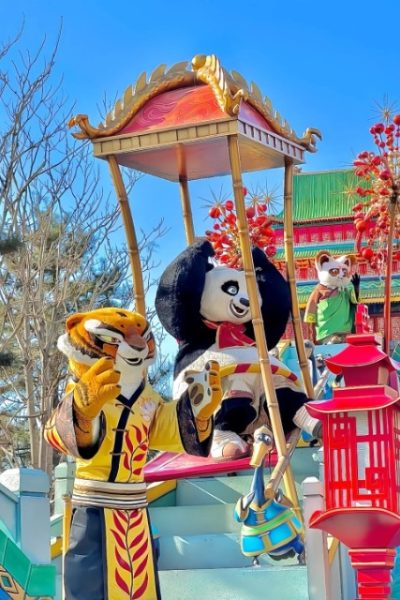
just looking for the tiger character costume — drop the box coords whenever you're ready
[45,308,222,600]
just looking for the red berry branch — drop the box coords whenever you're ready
[352,114,400,271]
[205,188,277,268]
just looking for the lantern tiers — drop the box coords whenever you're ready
[307,386,400,514]
[309,508,400,550]
[306,335,400,599]
[325,333,400,373]
[306,385,399,415]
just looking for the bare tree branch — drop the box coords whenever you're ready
[0,30,169,473]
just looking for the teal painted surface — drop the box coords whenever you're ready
[157,532,300,570]
[280,342,347,400]
[0,469,55,598]
[0,484,17,543]
[296,275,400,305]
[3,537,31,589]
[26,564,56,596]
[148,489,176,507]
[176,477,245,506]
[148,450,319,597]
[274,241,355,260]
[0,530,55,597]
[150,503,240,536]
[53,461,75,515]
[281,343,347,369]
[173,450,318,508]
[159,566,308,600]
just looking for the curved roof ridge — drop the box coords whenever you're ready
[69,54,320,152]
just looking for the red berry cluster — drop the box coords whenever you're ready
[205,188,277,268]
[352,114,400,270]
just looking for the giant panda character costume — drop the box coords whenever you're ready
[155,240,321,460]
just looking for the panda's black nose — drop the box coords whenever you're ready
[239,297,249,307]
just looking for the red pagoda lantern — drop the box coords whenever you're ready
[306,332,400,600]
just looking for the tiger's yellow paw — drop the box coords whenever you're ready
[73,357,121,419]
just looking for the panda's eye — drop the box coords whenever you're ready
[95,334,120,345]
[221,280,239,296]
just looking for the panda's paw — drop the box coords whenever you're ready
[184,360,222,420]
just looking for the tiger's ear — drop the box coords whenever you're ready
[66,313,85,331]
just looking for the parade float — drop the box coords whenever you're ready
[0,54,399,600]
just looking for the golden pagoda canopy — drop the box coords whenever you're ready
[70,54,321,181]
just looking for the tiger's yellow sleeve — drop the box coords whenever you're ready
[149,399,186,454]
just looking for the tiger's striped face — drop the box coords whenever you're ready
[58,308,155,379]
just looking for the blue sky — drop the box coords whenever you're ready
[2,0,399,308]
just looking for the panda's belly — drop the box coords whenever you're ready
[174,345,259,397]
[203,344,259,366]
[174,344,263,398]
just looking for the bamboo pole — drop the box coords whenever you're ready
[107,155,146,316]
[227,135,302,522]
[62,494,72,555]
[264,429,300,499]
[179,176,195,245]
[383,191,397,355]
[283,158,314,399]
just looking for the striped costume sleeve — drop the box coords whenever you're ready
[44,391,81,458]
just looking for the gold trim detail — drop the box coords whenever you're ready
[193,54,321,152]
[69,61,195,139]
[69,54,321,152]
[192,54,244,116]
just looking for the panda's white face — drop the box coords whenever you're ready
[200,266,261,324]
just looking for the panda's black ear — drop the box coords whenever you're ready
[246,247,291,349]
[252,246,271,269]
[155,240,215,341]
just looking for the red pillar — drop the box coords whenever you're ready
[348,549,396,599]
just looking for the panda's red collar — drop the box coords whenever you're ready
[203,320,256,349]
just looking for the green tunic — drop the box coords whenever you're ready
[315,288,356,341]
[304,284,357,342]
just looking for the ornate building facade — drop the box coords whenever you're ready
[273,169,400,342]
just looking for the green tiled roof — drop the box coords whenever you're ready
[297,276,400,306]
[275,241,356,260]
[278,169,364,222]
